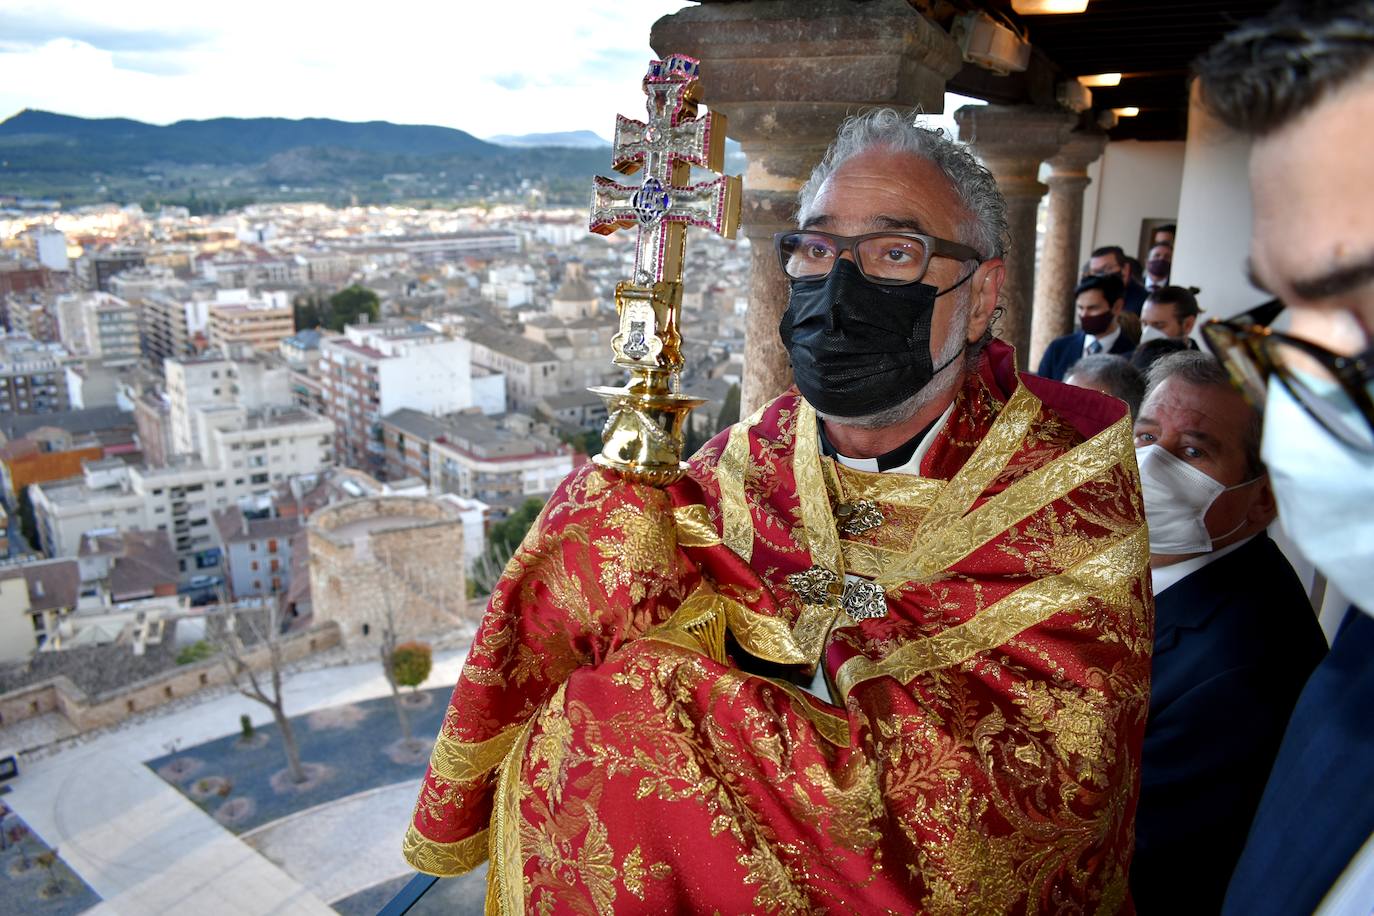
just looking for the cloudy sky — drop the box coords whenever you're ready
[0,1,702,138]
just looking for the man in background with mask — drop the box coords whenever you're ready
[1088,244,1149,314]
[407,108,1153,912]
[1037,274,1137,380]
[1195,2,1374,912]
[1129,350,1325,913]
[1144,243,1173,292]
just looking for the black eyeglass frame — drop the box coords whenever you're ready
[1201,298,1374,450]
[772,229,984,287]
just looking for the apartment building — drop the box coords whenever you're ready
[31,407,332,572]
[165,345,292,458]
[0,335,71,415]
[319,321,504,478]
[207,289,294,353]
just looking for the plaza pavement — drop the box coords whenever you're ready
[2,647,469,915]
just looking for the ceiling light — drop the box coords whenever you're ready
[1078,73,1121,88]
[1012,0,1091,13]
[1113,107,1140,117]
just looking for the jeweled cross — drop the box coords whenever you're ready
[590,54,740,287]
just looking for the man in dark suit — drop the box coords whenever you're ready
[1037,274,1136,381]
[1088,245,1148,314]
[1195,3,1374,911]
[1130,351,1327,913]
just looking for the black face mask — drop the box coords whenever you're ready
[778,259,972,419]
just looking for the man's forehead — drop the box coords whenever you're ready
[806,148,965,231]
[1143,377,1246,432]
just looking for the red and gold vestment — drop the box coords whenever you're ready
[405,341,1153,914]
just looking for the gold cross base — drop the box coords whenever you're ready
[590,373,705,486]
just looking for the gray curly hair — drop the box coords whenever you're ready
[796,108,1009,261]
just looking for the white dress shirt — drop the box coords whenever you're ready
[1084,326,1122,357]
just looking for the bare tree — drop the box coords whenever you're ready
[208,590,308,784]
[369,539,452,752]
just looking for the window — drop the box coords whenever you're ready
[250,473,269,485]
[267,539,278,553]
[251,560,259,571]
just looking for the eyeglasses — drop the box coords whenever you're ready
[773,230,983,287]
[1201,298,1374,452]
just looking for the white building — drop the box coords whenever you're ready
[54,293,141,366]
[165,346,292,458]
[33,228,70,272]
[31,407,333,573]
[319,321,505,478]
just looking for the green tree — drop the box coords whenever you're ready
[326,284,380,331]
[391,641,433,689]
[716,383,741,432]
[471,497,546,596]
[292,294,323,331]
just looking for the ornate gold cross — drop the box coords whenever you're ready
[588,54,741,485]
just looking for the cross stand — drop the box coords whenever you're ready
[588,54,741,485]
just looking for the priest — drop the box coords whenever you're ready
[405,108,1152,913]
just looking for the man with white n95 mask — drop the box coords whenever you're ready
[1129,350,1326,913]
[1195,1,1374,912]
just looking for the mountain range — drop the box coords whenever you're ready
[0,110,613,210]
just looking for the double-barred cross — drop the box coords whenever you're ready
[590,54,740,287]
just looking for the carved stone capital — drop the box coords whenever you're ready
[954,104,1078,182]
[1047,130,1109,178]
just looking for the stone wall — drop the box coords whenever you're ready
[308,497,472,645]
[0,622,341,741]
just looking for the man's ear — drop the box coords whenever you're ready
[1250,474,1278,527]
[1182,315,1197,336]
[966,258,1004,343]
[1112,299,1125,315]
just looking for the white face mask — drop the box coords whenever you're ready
[1136,444,1258,555]
[1139,325,1171,345]
[1261,378,1374,611]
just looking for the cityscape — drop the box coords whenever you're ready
[0,151,749,913]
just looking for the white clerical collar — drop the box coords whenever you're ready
[1085,326,1122,355]
[1150,533,1257,596]
[827,399,957,478]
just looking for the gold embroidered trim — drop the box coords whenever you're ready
[646,586,729,662]
[835,462,943,507]
[428,726,521,784]
[875,414,1135,588]
[901,383,1040,554]
[402,825,489,877]
[839,540,904,579]
[716,421,755,563]
[835,524,1149,701]
[673,503,721,547]
[787,401,848,662]
[721,595,811,665]
[492,688,549,916]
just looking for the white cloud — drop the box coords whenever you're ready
[0,0,694,136]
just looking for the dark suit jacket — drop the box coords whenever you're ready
[1036,328,1136,381]
[1132,534,1327,914]
[1223,607,1374,914]
[1124,278,1148,315]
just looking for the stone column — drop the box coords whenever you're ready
[954,105,1076,368]
[652,0,962,415]
[1029,131,1108,367]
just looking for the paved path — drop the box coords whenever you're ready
[244,781,420,905]
[3,649,469,915]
